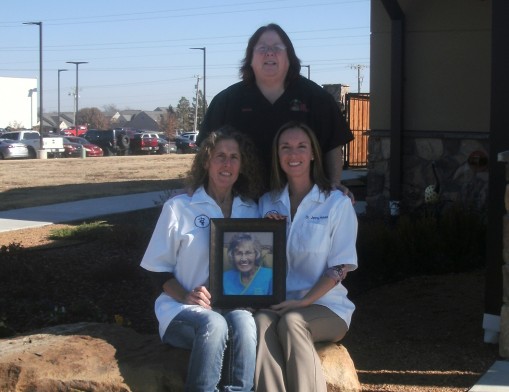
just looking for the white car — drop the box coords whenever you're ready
[0,138,30,159]
[180,132,199,142]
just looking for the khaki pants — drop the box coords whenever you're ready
[254,305,348,392]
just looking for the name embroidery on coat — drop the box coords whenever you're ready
[305,215,328,222]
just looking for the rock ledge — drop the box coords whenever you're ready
[0,322,360,392]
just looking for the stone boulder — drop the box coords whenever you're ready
[316,342,361,392]
[0,322,360,392]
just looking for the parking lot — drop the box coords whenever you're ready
[0,128,183,159]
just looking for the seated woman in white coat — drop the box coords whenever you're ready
[141,126,263,392]
[255,121,358,392]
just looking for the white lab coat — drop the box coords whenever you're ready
[259,184,358,326]
[141,186,259,338]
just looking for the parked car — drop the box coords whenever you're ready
[113,127,138,139]
[130,132,159,154]
[175,134,199,153]
[65,136,103,157]
[151,134,173,154]
[179,131,199,140]
[156,137,170,154]
[1,130,65,158]
[62,138,83,158]
[0,138,30,159]
[83,129,130,156]
[61,125,88,137]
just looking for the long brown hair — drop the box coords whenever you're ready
[270,121,331,195]
[240,23,301,87]
[186,126,263,201]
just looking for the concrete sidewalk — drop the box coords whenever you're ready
[470,361,509,391]
[0,190,368,233]
[0,190,181,233]
[0,169,368,233]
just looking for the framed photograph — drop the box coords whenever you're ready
[210,218,286,308]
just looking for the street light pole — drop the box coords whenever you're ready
[23,21,43,149]
[302,64,311,79]
[66,61,88,132]
[193,75,201,132]
[190,47,206,121]
[57,69,68,133]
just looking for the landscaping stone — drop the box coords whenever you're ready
[0,322,360,392]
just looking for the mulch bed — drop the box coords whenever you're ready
[0,206,501,391]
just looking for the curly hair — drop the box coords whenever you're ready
[186,125,263,201]
[240,23,301,87]
[270,121,331,195]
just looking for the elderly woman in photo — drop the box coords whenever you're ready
[223,232,273,296]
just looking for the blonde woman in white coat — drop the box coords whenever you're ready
[255,121,358,392]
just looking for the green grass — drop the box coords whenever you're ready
[48,221,113,241]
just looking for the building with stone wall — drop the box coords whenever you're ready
[369,0,508,354]
[369,1,491,213]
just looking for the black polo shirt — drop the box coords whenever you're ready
[199,76,353,180]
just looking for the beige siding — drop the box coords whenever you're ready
[370,0,491,132]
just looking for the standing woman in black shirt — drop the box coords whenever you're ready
[198,23,354,198]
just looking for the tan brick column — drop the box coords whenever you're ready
[499,151,509,358]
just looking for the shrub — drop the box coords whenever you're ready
[347,203,487,296]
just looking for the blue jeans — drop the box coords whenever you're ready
[163,307,256,392]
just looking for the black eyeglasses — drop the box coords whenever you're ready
[254,44,287,54]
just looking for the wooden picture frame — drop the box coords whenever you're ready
[210,218,286,308]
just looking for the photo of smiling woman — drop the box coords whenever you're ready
[223,232,273,295]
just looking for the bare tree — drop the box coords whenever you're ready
[102,104,120,114]
[77,107,110,129]
[7,121,25,130]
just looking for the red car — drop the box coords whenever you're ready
[61,125,88,137]
[62,139,83,157]
[65,136,104,157]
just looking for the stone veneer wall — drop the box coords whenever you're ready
[499,151,509,358]
[365,132,489,214]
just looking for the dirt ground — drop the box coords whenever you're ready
[0,154,194,210]
[0,155,502,392]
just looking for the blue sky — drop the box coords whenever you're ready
[0,0,370,113]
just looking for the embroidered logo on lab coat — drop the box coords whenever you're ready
[194,214,210,228]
